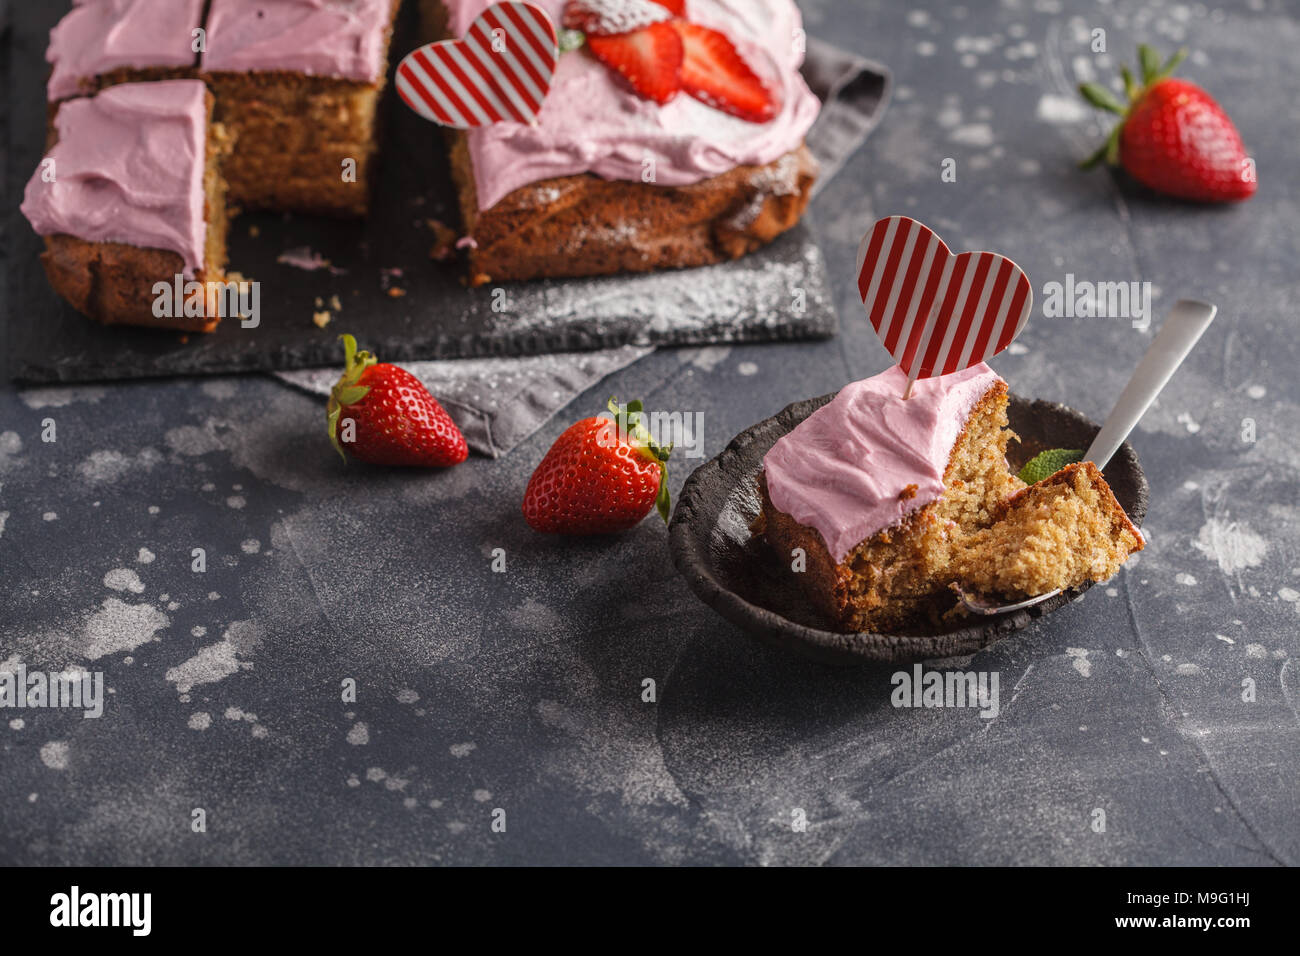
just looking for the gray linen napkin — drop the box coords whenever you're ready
[276,42,891,457]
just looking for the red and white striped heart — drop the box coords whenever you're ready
[396,2,558,129]
[856,216,1033,384]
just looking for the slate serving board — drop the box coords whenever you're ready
[4,0,838,384]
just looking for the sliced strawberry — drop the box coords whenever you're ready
[562,0,673,38]
[656,0,686,15]
[671,21,777,122]
[586,21,683,105]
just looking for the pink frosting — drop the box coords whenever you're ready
[763,364,1004,563]
[22,80,208,276]
[447,0,821,210]
[46,0,205,101]
[202,0,394,81]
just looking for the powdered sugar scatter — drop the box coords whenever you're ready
[566,0,670,35]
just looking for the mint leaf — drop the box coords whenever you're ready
[1018,448,1084,485]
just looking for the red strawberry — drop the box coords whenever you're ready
[562,0,675,37]
[523,398,671,534]
[585,21,683,104]
[327,334,468,467]
[671,21,777,123]
[1079,45,1255,202]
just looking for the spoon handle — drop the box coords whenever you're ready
[1085,299,1217,469]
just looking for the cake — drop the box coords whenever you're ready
[201,0,402,216]
[949,461,1143,599]
[425,0,821,285]
[23,0,822,329]
[45,0,205,103]
[755,364,1142,632]
[20,80,233,333]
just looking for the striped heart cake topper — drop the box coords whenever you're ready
[396,2,558,129]
[856,216,1033,397]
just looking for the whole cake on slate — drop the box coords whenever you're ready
[20,0,821,331]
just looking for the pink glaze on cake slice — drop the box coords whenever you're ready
[763,363,1004,563]
[21,79,209,276]
[46,0,206,101]
[446,0,821,210]
[202,0,395,82]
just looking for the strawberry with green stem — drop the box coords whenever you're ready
[327,334,468,467]
[1079,44,1255,202]
[523,397,671,534]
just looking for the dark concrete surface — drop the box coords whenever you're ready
[1,0,1297,865]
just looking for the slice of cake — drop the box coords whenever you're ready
[950,461,1144,600]
[425,0,821,285]
[758,364,1020,632]
[46,0,206,102]
[756,365,1144,633]
[21,79,233,333]
[201,0,403,217]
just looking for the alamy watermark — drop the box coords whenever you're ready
[152,274,260,328]
[598,403,706,459]
[891,664,1000,719]
[0,665,104,718]
[1042,273,1152,330]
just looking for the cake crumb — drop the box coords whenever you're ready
[312,311,332,329]
[248,224,260,238]
[278,245,345,274]
[899,484,919,501]
[427,219,458,261]
[386,286,406,298]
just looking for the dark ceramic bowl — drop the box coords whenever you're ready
[669,393,1148,665]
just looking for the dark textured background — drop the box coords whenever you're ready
[2,0,1297,865]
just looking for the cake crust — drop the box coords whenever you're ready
[204,0,401,218]
[449,137,818,285]
[39,238,220,334]
[424,0,818,285]
[950,460,1144,599]
[36,91,231,333]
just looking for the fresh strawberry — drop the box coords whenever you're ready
[562,0,674,37]
[327,334,468,467]
[671,21,777,122]
[585,21,683,104]
[1079,45,1255,202]
[523,398,671,534]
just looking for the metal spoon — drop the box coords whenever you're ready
[958,298,1217,615]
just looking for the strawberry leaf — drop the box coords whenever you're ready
[335,385,370,406]
[327,404,347,462]
[654,463,671,524]
[1156,47,1188,82]
[1079,82,1126,115]
[1104,122,1122,165]
[558,28,585,53]
[1119,65,1138,102]
[1138,44,1162,86]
